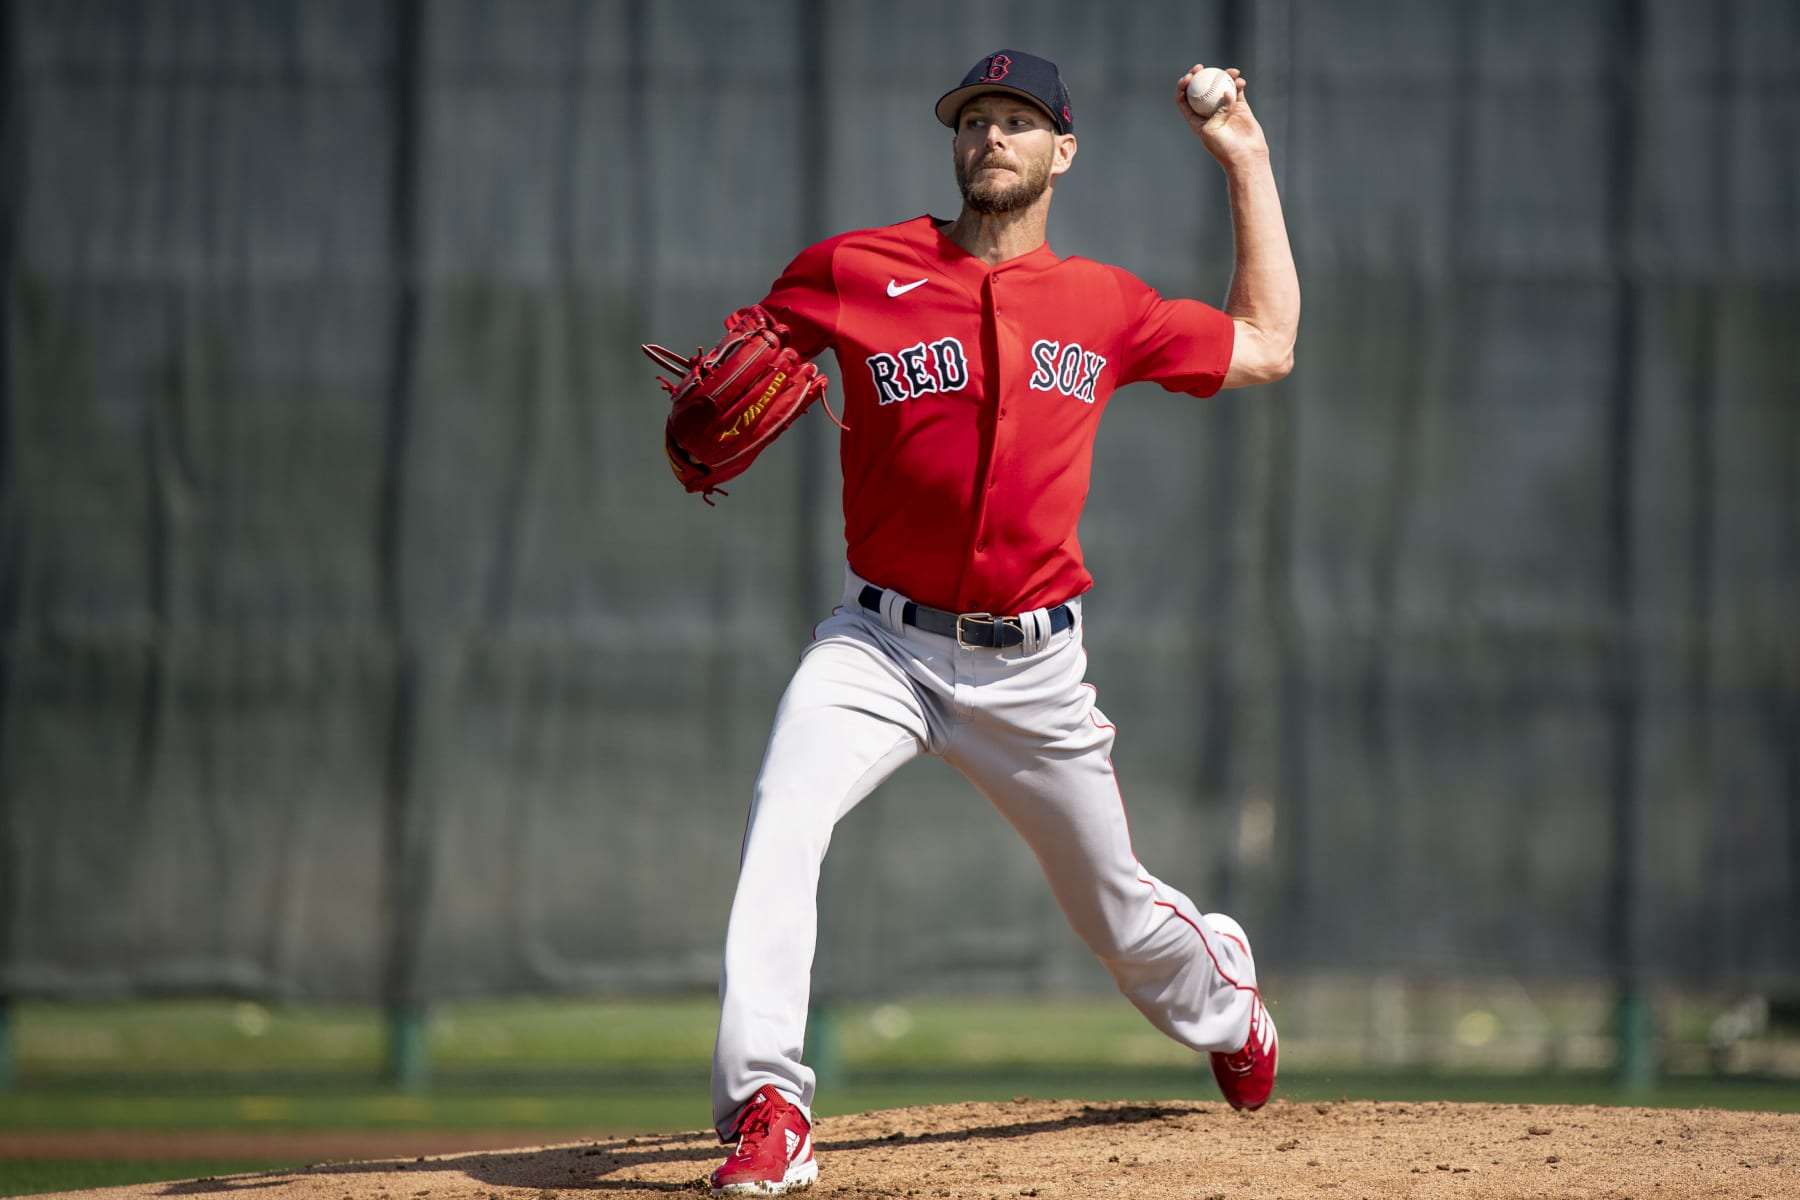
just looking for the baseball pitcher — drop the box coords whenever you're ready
[647,49,1300,1197]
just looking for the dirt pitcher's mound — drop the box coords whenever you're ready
[30,1097,1800,1199]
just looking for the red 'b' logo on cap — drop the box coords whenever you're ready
[983,54,1011,80]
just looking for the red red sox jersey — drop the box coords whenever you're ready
[761,214,1234,616]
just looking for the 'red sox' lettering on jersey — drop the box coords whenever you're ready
[866,335,970,404]
[1028,339,1106,402]
[760,215,1233,614]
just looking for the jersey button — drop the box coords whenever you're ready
[976,540,986,552]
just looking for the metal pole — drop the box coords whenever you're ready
[1251,0,1309,971]
[1603,0,1653,1097]
[1200,0,1250,917]
[0,0,20,1098]
[379,0,431,1092]
[387,1005,430,1092]
[0,1003,14,1091]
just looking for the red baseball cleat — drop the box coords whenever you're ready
[711,1085,818,1196]
[1203,914,1278,1111]
[1210,991,1278,1110]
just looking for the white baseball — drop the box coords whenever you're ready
[1185,67,1234,118]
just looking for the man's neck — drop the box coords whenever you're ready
[943,203,1051,267]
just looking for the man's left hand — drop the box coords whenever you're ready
[1174,65,1269,165]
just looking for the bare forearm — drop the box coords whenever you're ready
[1173,64,1299,387]
[1221,151,1299,386]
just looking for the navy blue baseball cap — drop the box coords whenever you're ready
[935,49,1074,134]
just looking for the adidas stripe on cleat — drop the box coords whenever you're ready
[711,1085,819,1196]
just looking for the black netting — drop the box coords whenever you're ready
[3,0,1796,1003]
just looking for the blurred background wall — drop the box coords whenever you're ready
[1,0,1795,1028]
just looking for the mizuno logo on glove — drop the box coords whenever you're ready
[718,371,787,441]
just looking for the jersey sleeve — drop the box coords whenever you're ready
[757,234,847,363]
[1113,269,1235,398]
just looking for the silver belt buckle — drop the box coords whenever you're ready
[955,612,993,649]
[956,612,1023,649]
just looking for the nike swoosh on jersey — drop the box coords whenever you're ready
[886,277,929,297]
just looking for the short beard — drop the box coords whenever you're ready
[956,147,1054,215]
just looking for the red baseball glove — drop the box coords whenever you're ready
[642,305,836,502]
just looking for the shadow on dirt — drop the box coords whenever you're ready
[148,1102,1199,1194]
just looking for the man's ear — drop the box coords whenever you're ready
[1051,133,1078,176]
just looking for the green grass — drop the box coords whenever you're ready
[6,996,720,1075]
[1,994,1795,1197]
[0,1161,301,1197]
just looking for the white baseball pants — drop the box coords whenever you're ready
[711,568,1261,1136]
